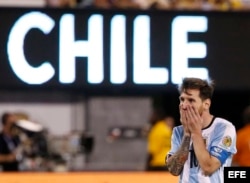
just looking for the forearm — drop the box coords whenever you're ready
[167,135,191,176]
[191,133,218,175]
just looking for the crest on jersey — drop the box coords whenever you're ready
[222,136,232,147]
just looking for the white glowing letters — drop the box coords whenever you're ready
[171,16,208,84]
[7,12,55,84]
[7,12,209,85]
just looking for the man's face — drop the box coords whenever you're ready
[5,114,17,129]
[179,89,204,118]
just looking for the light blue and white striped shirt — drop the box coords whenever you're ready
[168,117,237,183]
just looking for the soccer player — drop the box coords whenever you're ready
[166,77,237,183]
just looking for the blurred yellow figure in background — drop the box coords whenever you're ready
[146,108,175,171]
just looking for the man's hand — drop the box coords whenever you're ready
[186,105,202,135]
[180,107,191,136]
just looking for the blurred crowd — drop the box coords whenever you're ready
[0,0,250,11]
[85,0,250,11]
[0,111,93,172]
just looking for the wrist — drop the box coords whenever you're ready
[184,133,191,137]
[191,132,202,139]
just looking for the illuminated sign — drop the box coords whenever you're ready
[7,12,208,85]
[0,8,249,93]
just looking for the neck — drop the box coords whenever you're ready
[202,113,214,129]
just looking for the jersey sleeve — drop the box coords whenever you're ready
[209,122,237,165]
[167,126,183,156]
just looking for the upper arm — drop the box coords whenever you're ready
[165,127,182,166]
[210,145,232,166]
[208,122,236,170]
[168,127,182,156]
[198,122,236,175]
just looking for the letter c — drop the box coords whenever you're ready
[7,12,55,84]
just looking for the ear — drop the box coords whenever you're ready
[203,99,211,110]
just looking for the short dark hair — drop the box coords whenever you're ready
[178,77,215,100]
[1,112,12,126]
[242,106,250,124]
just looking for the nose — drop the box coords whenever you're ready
[180,100,188,109]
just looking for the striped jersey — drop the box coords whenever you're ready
[168,117,237,183]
